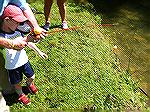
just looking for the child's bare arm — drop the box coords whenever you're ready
[27,42,48,59]
[23,34,40,43]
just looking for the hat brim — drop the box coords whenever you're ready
[12,15,27,23]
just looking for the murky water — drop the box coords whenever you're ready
[99,1,150,104]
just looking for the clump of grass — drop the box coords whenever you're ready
[10,0,148,111]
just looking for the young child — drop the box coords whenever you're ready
[0,5,48,105]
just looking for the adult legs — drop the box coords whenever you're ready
[57,0,67,22]
[43,0,68,30]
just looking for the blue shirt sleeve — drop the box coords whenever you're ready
[10,0,27,11]
[0,0,8,16]
[0,0,27,16]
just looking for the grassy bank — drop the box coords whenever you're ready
[10,0,148,111]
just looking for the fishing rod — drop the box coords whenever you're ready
[47,23,119,35]
[29,23,118,42]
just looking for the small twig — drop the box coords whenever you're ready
[139,87,149,97]
[127,49,133,72]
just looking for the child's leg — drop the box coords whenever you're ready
[14,83,30,105]
[26,74,38,94]
[26,74,35,86]
[23,61,38,94]
[14,83,23,96]
[23,61,35,86]
[7,68,24,95]
[7,67,31,105]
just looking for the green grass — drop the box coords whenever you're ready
[10,0,148,111]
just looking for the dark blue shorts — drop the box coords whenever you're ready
[7,61,34,85]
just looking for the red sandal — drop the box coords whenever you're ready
[28,82,38,94]
[18,94,31,105]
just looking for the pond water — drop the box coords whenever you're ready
[99,1,150,104]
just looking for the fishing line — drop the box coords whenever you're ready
[47,23,119,35]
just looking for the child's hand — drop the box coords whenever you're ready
[39,52,48,59]
[25,27,48,43]
[34,27,48,39]
[11,38,27,50]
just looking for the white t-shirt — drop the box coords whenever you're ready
[0,31,28,70]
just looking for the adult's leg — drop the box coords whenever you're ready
[57,0,68,29]
[0,92,9,112]
[0,51,14,94]
[44,0,53,23]
[57,0,67,22]
[0,51,10,112]
[43,0,53,30]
